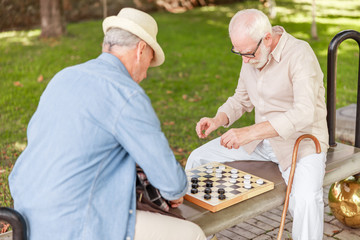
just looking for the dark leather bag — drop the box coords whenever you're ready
[136,167,184,219]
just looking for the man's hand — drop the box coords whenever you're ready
[169,197,183,208]
[220,121,279,149]
[196,117,218,138]
[220,127,252,149]
[195,112,229,138]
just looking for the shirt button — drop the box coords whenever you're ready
[126,237,131,240]
[129,210,133,214]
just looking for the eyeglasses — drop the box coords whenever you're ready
[231,38,262,58]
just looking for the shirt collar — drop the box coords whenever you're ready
[97,52,132,78]
[270,26,288,63]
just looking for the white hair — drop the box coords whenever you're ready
[102,28,141,51]
[229,9,272,41]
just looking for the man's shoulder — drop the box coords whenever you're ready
[48,57,145,105]
[65,57,140,90]
[286,33,311,51]
[285,33,312,52]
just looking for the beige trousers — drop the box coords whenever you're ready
[134,210,206,240]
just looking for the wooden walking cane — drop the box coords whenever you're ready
[277,134,321,240]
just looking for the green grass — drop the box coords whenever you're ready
[0,0,360,209]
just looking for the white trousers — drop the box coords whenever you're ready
[185,137,326,240]
[134,210,206,240]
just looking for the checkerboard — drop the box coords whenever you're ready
[184,162,274,212]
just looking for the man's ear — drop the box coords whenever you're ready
[136,41,147,63]
[263,32,272,47]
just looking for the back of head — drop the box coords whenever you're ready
[102,28,140,52]
[229,9,272,41]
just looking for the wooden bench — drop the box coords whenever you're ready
[1,30,359,240]
[172,29,360,236]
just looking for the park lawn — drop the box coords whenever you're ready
[0,0,360,208]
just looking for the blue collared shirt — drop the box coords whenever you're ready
[9,53,188,240]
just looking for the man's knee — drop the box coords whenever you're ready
[290,187,324,210]
[186,148,203,169]
[135,211,206,240]
[181,220,206,240]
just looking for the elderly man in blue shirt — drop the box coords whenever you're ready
[9,8,206,240]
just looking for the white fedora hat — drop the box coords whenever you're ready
[102,8,165,67]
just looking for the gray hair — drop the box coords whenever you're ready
[229,9,272,41]
[102,28,141,50]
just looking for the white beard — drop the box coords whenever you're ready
[248,44,271,69]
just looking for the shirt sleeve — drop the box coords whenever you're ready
[113,91,188,201]
[217,73,254,127]
[268,42,323,140]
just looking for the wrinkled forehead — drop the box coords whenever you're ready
[230,29,249,41]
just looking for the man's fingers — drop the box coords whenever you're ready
[196,118,211,138]
[204,125,215,137]
[221,130,238,149]
[220,133,230,147]
[195,122,201,136]
[233,143,240,149]
[196,120,206,137]
[169,197,184,208]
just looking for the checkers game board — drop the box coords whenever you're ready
[184,162,274,212]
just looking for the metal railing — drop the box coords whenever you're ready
[0,207,27,240]
[327,30,360,147]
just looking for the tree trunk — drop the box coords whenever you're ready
[311,0,318,40]
[40,0,66,38]
[102,0,108,18]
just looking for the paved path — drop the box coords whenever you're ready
[215,185,360,240]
